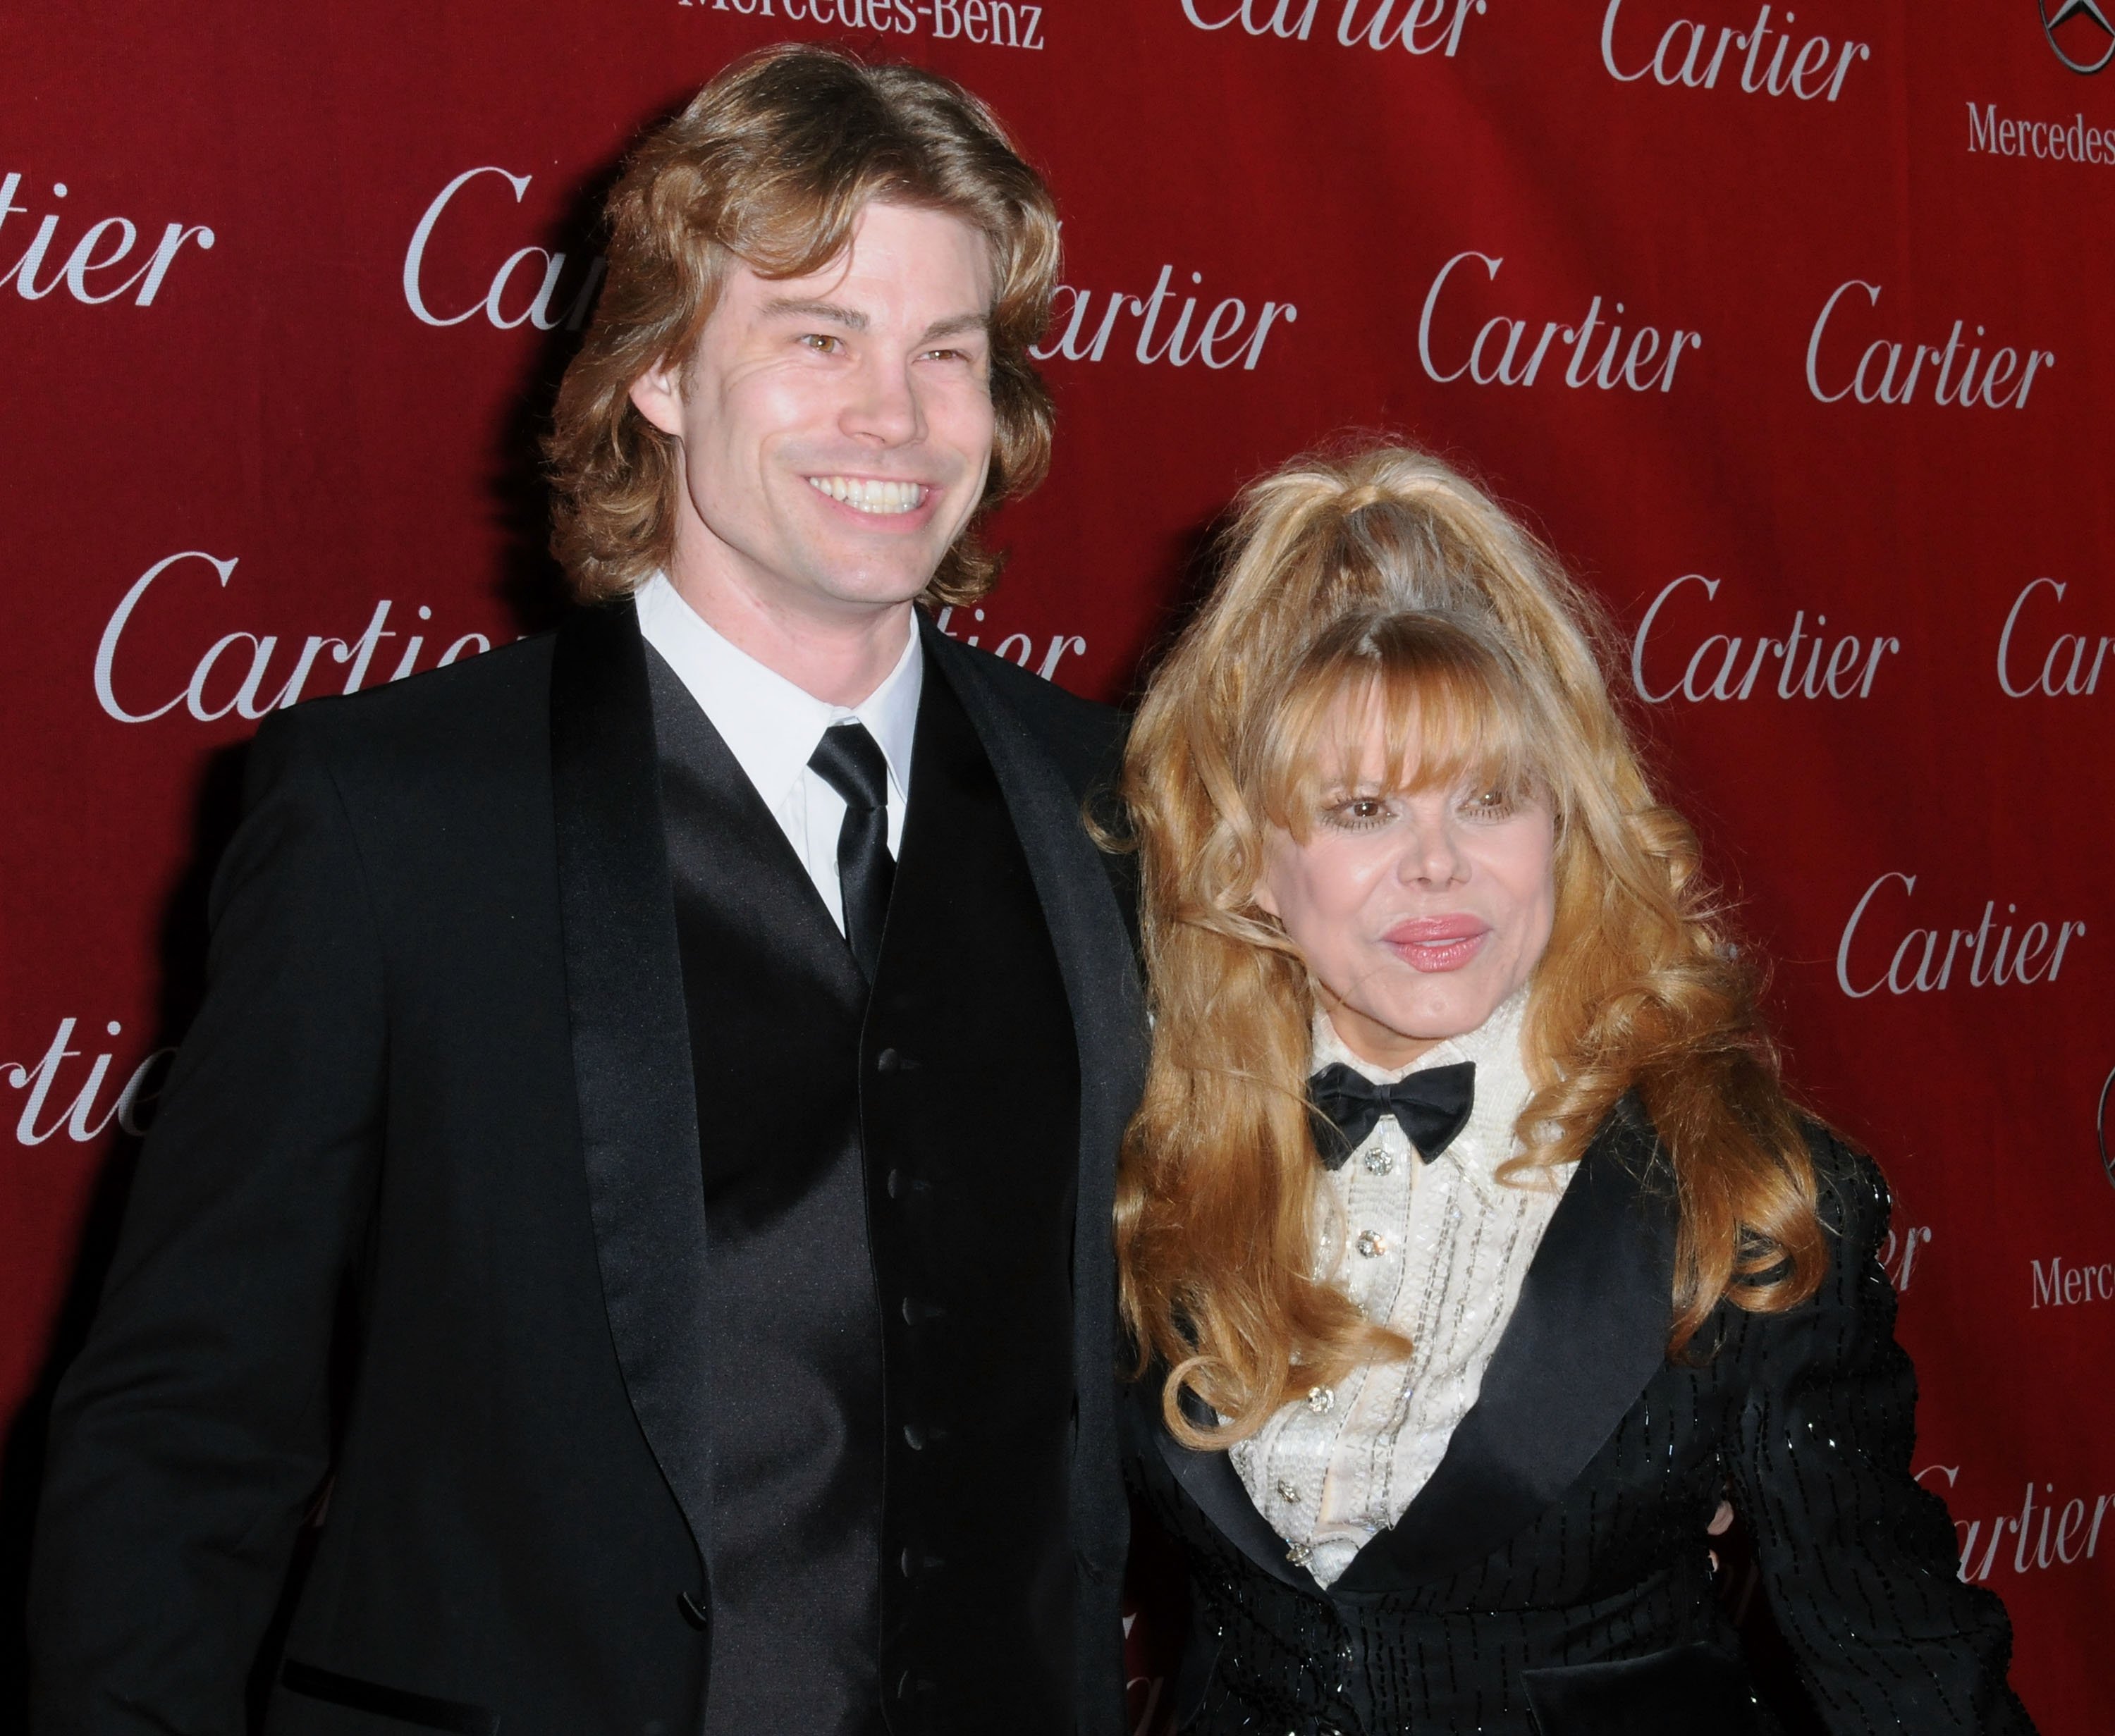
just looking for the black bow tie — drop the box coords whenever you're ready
[1306,1061,1477,1171]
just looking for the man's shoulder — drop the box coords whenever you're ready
[251,632,557,796]
[264,632,553,749]
[931,632,1127,801]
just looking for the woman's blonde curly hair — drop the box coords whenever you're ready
[1116,442,1827,1449]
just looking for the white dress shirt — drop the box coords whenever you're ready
[633,571,922,933]
[1230,988,1574,1588]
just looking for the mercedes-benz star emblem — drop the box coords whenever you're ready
[2099,1064,2115,1195]
[2042,0,2115,73]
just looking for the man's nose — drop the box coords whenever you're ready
[841,355,924,447]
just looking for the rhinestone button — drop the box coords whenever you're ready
[1363,1148,1394,1176]
[1286,1541,1313,1566]
[1355,1229,1387,1259]
[1275,1479,1302,1505]
[1306,1384,1334,1414]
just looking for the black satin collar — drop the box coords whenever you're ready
[550,599,718,1565]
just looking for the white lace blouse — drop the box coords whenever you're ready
[1229,990,1574,1587]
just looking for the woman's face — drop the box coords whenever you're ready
[1255,724,1558,1071]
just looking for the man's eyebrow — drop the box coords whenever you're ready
[758,296,869,331]
[921,312,992,343]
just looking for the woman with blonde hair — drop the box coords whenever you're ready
[1117,443,2033,1735]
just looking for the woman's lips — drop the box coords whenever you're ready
[1383,916,1492,973]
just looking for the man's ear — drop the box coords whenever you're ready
[629,357,686,438]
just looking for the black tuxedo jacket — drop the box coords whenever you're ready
[1131,1102,2036,1736]
[30,602,1147,1736]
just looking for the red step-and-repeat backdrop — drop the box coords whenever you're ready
[4,0,2111,1728]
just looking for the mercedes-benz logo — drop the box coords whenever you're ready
[2099,1064,2115,1194]
[2042,0,2115,74]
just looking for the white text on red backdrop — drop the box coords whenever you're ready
[405,167,607,331]
[1032,264,1297,370]
[1997,578,2111,698]
[1836,874,2088,999]
[1806,281,2056,410]
[1879,1224,1934,1293]
[1629,574,1899,703]
[1418,252,1700,394]
[4,1019,173,1148]
[931,606,1090,680]
[94,553,494,726]
[1598,1,1870,100]
[0,173,215,307]
[1916,1466,2115,1586]
[2030,1255,2114,1309]
[1967,104,2115,164]
[1180,0,1485,57]
[682,0,1047,50]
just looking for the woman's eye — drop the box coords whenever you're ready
[1324,796,1394,830]
[1462,788,1517,820]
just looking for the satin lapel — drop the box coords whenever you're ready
[549,601,714,1562]
[1133,1379,1324,1595]
[1332,1095,1676,1594]
[924,622,1148,1590]
[645,646,864,1023]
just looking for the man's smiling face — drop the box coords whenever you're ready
[630,200,998,627]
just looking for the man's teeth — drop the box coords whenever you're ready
[807,476,926,515]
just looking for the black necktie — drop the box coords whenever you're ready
[807,721,895,983]
[1306,1060,1477,1171]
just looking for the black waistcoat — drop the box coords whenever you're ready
[649,646,1081,1736]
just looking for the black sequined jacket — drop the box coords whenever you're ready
[1127,1098,2037,1736]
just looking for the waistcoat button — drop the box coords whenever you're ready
[904,1423,927,1450]
[876,1047,900,1073]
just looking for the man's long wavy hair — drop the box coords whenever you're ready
[1115,443,1828,1451]
[545,44,1060,606]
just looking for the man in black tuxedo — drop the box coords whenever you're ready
[30,47,1144,1736]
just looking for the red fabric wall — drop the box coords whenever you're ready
[4,1,2111,1728]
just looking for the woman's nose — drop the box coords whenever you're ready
[1394,813,1468,887]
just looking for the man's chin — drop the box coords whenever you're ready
[799,568,940,615]
[792,544,953,612]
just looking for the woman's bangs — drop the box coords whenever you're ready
[1261,629,1544,833]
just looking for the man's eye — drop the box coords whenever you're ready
[798,333,842,354]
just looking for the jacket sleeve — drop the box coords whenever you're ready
[1729,1135,2037,1735]
[29,708,388,1735]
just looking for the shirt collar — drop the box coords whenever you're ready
[634,571,923,811]
[1309,987,1542,1202]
